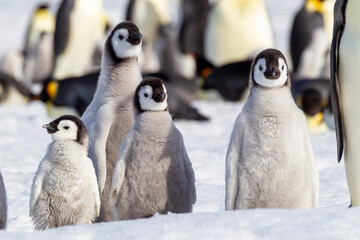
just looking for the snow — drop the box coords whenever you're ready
[0,0,357,239]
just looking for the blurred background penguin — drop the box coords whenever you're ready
[289,0,335,133]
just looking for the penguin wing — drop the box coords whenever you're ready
[330,0,347,162]
[29,159,49,217]
[89,103,117,193]
[54,0,74,58]
[179,133,196,204]
[86,156,101,217]
[225,114,244,210]
[0,173,6,224]
[109,132,134,207]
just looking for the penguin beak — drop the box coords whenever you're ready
[153,92,166,103]
[42,124,58,134]
[128,33,142,45]
[264,67,280,79]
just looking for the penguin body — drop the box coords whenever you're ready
[0,171,7,230]
[53,0,106,79]
[205,0,274,66]
[81,22,143,222]
[29,115,100,230]
[109,78,196,220]
[225,49,318,210]
[202,60,252,101]
[330,0,360,206]
[290,0,335,79]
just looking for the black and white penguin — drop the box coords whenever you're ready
[292,78,330,133]
[330,0,360,207]
[29,115,100,230]
[109,77,196,220]
[225,49,319,210]
[290,0,335,79]
[81,21,143,222]
[0,171,6,230]
[202,60,253,101]
[52,0,107,80]
[204,0,274,66]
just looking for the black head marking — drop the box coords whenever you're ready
[105,21,142,63]
[44,115,88,145]
[134,77,167,113]
[251,48,290,87]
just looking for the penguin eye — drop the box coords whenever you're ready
[119,35,124,40]
[259,65,263,71]
[282,65,285,71]
[64,126,70,130]
[144,93,148,98]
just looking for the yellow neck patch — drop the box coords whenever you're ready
[306,0,325,13]
[46,81,58,101]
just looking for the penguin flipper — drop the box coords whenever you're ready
[54,0,74,58]
[179,133,196,205]
[225,114,244,210]
[29,159,49,216]
[330,0,347,163]
[109,132,133,207]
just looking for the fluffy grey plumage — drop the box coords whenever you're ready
[29,115,100,230]
[109,78,196,220]
[0,171,7,230]
[81,22,143,222]
[225,49,318,210]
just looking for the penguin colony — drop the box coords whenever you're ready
[3,0,357,231]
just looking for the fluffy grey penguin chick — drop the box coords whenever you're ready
[0,171,7,230]
[225,49,319,210]
[109,77,196,220]
[81,21,143,222]
[29,115,100,230]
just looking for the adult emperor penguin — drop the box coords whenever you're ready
[204,0,274,66]
[109,77,196,220]
[29,115,100,230]
[52,0,107,80]
[290,0,335,79]
[0,171,7,230]
[81,21,143,222]
[225,49,319,210]
[330,0,360,207]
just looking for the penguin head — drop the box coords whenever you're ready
[106,21,143,62]
[134,77,168,113]
[43,115,88,146]
[250,48,290,88]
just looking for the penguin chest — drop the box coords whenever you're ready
[338,22,360,154]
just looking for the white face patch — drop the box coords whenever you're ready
[253,58,288,88]
[111,28,142,59]
[51,120,78,142]
[138,84,168,111]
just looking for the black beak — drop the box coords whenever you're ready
[153,92,166,102]
[264,68,279,79]
[42,124,58,134]
[128,33,143,45]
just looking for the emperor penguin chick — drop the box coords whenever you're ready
[225,49,319,210]
[81,21,143,222]
[109,78,196,220]
[29,115,100,230]
[0,171,7,230]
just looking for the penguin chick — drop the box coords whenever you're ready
[29,115,100,230]
[81,21,143,222]
[0,171,7,230]
[109,77,196,220]
[225,48,319,210]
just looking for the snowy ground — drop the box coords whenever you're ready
[1,0,358,239]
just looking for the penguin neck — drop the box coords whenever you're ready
[97,53,142,99]
[134,111,174,138]
[49,140,86,165]
[247,86,295,115]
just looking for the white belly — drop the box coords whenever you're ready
[205,0,274,66]
[338,1,360,205]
